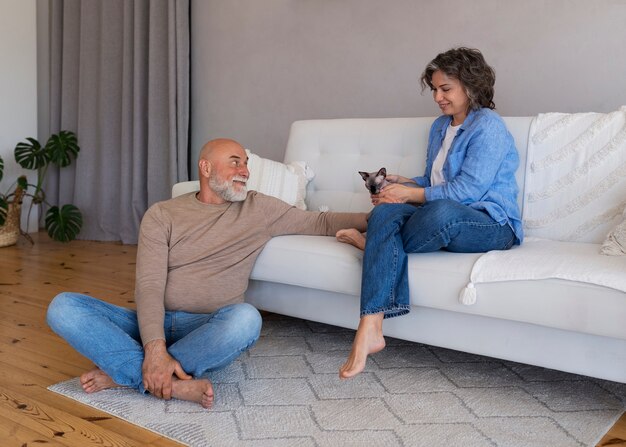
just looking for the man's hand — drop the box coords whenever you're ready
[142,339,192,400]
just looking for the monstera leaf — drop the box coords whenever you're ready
[45,130,80,167]
[14,137,49,170]
[45,204,83,242]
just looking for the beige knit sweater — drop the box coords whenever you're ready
[135,191,368,345]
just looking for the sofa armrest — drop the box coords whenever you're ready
[172,180,199,198]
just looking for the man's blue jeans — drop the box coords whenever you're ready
[46,293,262,393]
[361,199,516,319]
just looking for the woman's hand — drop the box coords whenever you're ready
[371,183,425,205]
[386,174,415,184]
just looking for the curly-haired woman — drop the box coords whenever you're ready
[337,47,524,379]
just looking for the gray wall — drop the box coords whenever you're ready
[1,0,38,231]
[191,0,626,169]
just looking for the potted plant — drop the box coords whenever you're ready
[0,130,83,245]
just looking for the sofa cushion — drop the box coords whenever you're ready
[251,235,626,340]
[250,235,482,299]
[282,117,533,214]
[246,235,492,307]
[522,108,626,243]
[250,235,364,296]
[283,118,433,213]
[245,149,313,210]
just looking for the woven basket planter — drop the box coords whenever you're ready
[0,187,24,248]
[0,202,22,247]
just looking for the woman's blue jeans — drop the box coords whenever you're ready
[46,293,262,393]
[361,199,516,319]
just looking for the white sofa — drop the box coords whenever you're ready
[175,114,626,383]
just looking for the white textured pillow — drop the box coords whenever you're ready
[522,107,626,243]
[601,208,626,256]
[245,149,314,210]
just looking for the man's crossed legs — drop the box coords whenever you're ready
[47,293,261,408]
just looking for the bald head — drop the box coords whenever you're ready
[199,138,245,164]
[196,138,250,204]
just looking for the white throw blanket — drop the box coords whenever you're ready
[459,107,626,305]
[459,238,626,305]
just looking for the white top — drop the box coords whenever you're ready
[430,123,461,186]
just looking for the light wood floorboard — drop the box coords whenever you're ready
[1,232,180,446]
[0,232,624,446]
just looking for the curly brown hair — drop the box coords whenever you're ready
[420,47,496,110]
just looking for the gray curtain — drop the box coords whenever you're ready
[44,0,189,243]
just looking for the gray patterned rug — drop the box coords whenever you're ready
[48,314,626,447]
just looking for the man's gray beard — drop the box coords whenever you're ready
[209,174,248,202]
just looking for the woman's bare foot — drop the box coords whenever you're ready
[80,368,121,393]
[339,313,385,379]
[336,228,366,250]
[171,377,214,409]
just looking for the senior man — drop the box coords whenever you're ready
[47,138,368,408]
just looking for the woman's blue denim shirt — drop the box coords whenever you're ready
[412,108,524,244]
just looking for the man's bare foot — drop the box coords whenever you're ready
[339,313,385,379]
[80,368,121,393]
[336,228,366,251]
[171,378,214,409]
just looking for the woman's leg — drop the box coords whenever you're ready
[401,199,516,254]
[340,201,515,378]
[359,204,419,318]
[340,203,418,379]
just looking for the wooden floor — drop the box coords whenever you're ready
[0,232,625,446]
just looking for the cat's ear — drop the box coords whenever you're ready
[359,171,370,181]
[377,167,387,178]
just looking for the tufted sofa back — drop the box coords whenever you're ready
[284,117,534,213]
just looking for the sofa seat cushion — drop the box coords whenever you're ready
[251,235,626,340]
[407,251,626,341]
[250,235,482,299]
[250,235,364,296]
